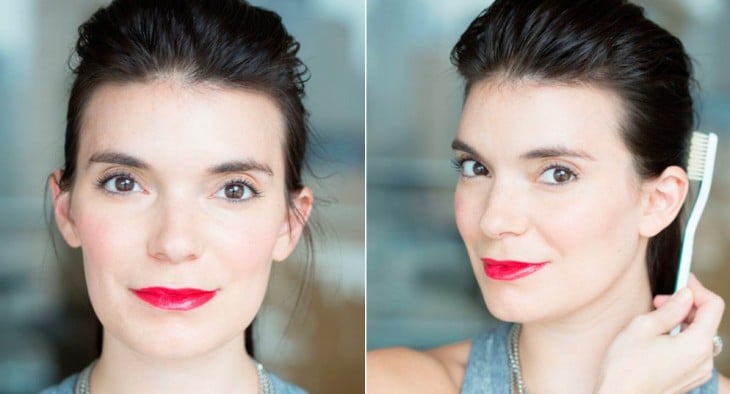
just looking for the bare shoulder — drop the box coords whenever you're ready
[367,341,472,393]
[718,372,730,393]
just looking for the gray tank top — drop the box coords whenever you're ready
[461,323,718,393]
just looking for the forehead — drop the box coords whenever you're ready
[78,80,286,173]
[457,79,629,160]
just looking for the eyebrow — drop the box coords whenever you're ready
[207,160,274,176]
[519,147,595,161]
[88,151,274,176]
[451,139,480,158]
[451,138,595,161]
[88,151,149,169]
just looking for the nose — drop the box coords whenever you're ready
[479,179,528,239]
[147,194,203,263]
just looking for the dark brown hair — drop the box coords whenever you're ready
[451,0,694,296]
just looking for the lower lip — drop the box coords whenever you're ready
[481,259,547,281]
[131,287,217,311]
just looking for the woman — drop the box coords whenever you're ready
[42,0,314,392]
[369,0,727,392]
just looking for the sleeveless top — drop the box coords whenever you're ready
[462,323,718,393]
[38,360,307,394]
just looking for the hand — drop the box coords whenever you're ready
[595,274,724,394]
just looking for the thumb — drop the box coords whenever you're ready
[645,288,694,335]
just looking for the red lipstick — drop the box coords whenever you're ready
[481,258,547,281]
[131,287,217,311]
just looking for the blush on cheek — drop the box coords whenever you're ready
[76,212,123,259]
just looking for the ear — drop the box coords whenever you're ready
[49,170,81,248]
[638,166,689,237]
[272,187,314,262]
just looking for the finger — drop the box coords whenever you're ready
[684,307,697,325]
[683,274,724,339]
[654,295,671,309]
[640,287,693,335]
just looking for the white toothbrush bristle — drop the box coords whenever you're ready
[687,132,709,180]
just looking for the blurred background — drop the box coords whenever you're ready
[367,0,730,376]
[0,0,364,393]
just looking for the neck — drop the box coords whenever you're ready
[518,257,653,394]
[90,332,258,394]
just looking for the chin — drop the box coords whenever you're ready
[479,283,550,324]
[104,316,246,361]
[130,329,235,359]
[483,298,524,323]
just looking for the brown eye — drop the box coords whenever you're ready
[224,184,245,199]
[115,177,135,192]
[215,180,259,203]
[100,175,142,194]
[460,159,490,177]
[538,165,577,185]
[552,168,571,183]
[474,162,488,176]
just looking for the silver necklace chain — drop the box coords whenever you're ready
[73,359,274,394]
[256,360,274,394]
[508,324,528,394]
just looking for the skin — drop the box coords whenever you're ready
[367,80,728,393]
[50,79,312,394]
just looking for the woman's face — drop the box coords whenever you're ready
[52,80,311,359]
[453,80,656,324]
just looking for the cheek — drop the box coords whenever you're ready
[207,201,288,278]
[454,185,481,243]
[537,187,642,264]
[205,206,286,329]
[74,208,142,272]
[72,207,147,321]
[212,219,281,274]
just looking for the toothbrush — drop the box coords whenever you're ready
[670,131,718,336]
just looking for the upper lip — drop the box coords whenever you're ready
[481,258,547,265]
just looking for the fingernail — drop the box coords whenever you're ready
[674,288,692,305]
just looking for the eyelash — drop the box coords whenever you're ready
[537,162,579,186]
[95,170,139,194]
[94,172,263,202]
[451,157,578,185]
[451,156,477,171]
[451,156,489,178]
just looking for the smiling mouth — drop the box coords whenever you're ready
[481,258,548,281]
[131,287,217,311]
